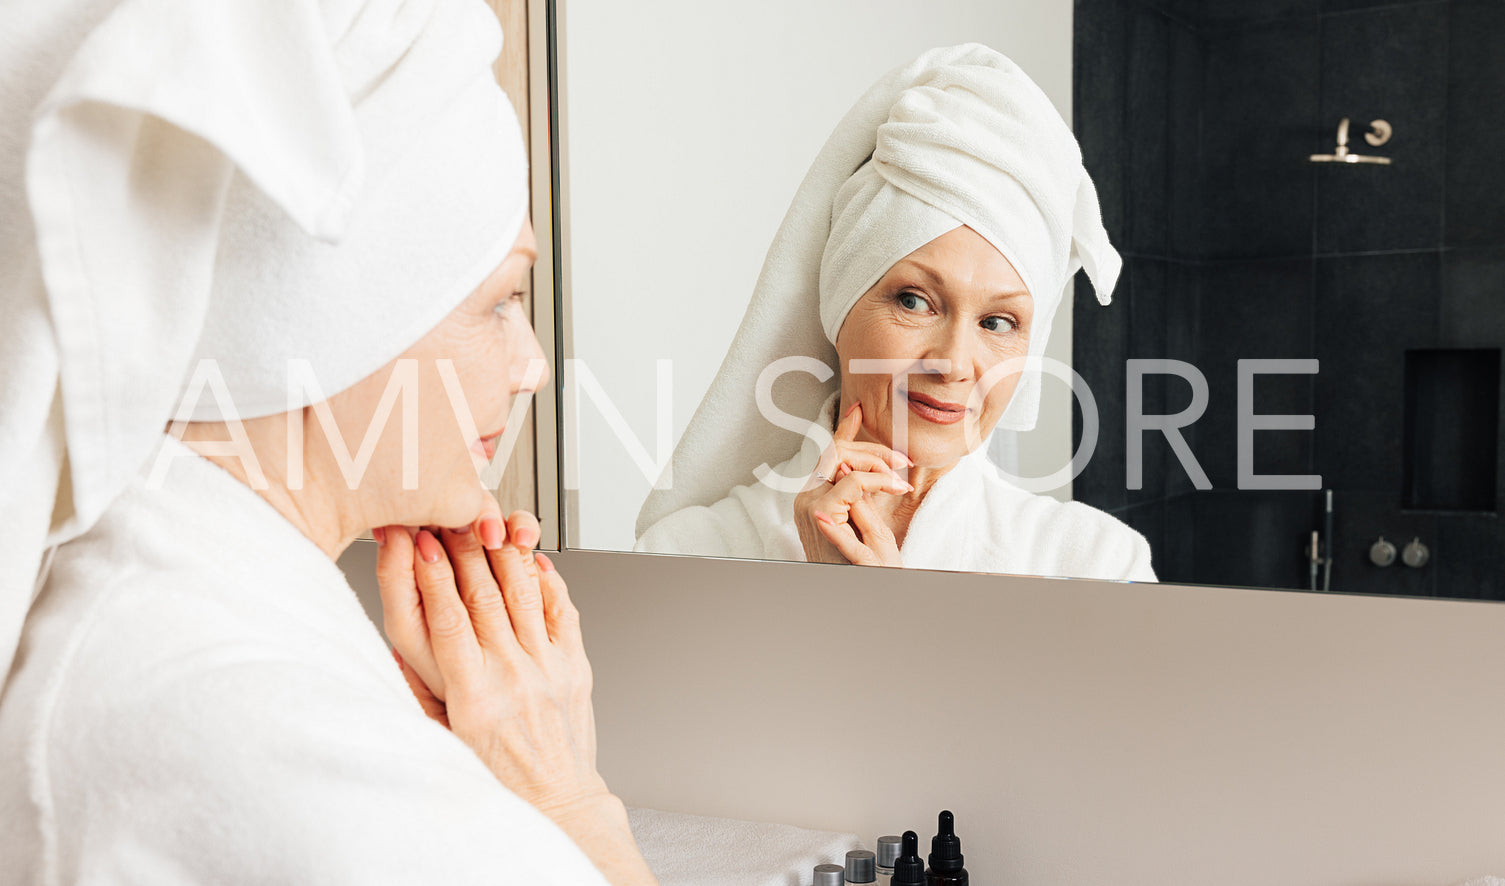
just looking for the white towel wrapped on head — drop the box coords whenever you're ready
[0,0,527,683]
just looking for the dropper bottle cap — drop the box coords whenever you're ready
[813,863,845,886]
[928,810,965,874]
[890,830,926,886]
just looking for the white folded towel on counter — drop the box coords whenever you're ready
[627,806,864,886]
[1451,878,1505,886]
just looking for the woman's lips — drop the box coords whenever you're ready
[902,389,968,426]
[471,429,505,461]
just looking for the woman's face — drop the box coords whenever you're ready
[331,221,546,529]
[834,224,1033,469]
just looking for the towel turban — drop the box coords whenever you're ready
[0,0,528,681]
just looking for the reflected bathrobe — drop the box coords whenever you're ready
[0,436,610,886]
[637,395,1156,582]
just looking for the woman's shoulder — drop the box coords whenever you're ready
[962,468,1156,581]
[3,504,607,886]
[636,452,809,562]
[3,496,405,782]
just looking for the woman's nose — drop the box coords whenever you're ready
[511,328,551,394]
[926,321,976,383]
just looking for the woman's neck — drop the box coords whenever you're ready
[886,461,956,548]
[175,416,361,561]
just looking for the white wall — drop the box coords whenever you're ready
[339,542,1505,886]
[561,0,1078,551]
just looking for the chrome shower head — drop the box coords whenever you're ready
[1309,117,1393,165]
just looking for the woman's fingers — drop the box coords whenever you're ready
[413,529,484,687]
[536,553,584,652]
[834,400,863,442]
[843,440,914,471]
[438,526,511,650]
[849,497,901,566]
[814,402,865,481]
[376,524,420,643]
[814,401,913,484]
[376,525,444,689]
[817,470,913,523]
[485,531,551,655]
[828,448,903,480]
[394,649,449,728]
[506,510,542,552]
[469,496,507,550]
[814,512,880,566]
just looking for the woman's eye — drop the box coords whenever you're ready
[981,315,1016,333]
[493,291,526,317]
[897,291,926,311]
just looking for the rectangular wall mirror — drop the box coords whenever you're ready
[546,0,1505,602]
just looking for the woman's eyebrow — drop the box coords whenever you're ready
[896,260,1030,300]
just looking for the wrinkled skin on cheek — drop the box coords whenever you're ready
[833,225,1034,471]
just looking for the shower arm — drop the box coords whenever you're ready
[1310,117,1393,166]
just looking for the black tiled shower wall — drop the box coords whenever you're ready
[1312,253,1442,493]
[1195,259,1317,491]
[1446,0,1505,246]
[1198,17,1320,259]
[1074,0,1128,246]
[1124,6,1173,255]
[1072,266,1131,513]
[1315,3,1448,253]
[1073,0,1505,599]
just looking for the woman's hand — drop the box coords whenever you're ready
[374,500,516,708]
[793,402,912,567]
[375,513,657,885]
[377,511,602,812]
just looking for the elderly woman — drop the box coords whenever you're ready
[635,45,1154,582]
[0,2,653,884]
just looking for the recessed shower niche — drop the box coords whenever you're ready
[1403,348,1500,513]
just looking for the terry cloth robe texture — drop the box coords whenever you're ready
[0,435,611,886]
[637,393,1155,582]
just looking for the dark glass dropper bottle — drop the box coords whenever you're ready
[925,810,968,886]
[890,830,925,886]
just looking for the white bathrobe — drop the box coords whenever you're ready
[637,395,1155,582]
[0,436,610,886]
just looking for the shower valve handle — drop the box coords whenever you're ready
[1369,537,1397,568]
[1401,537,1429,568]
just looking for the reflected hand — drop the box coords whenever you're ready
[792,401,911,567]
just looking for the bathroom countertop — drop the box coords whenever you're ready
[627,806,865,886]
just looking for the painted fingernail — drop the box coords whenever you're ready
[446,524,471,535]
[415,530,442,564]
[372,526,386,546]
[815,512,833,525]
[535,552,555,572]
[843,401,859,418]
[479,517,505,550]
[516,525,539,548]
